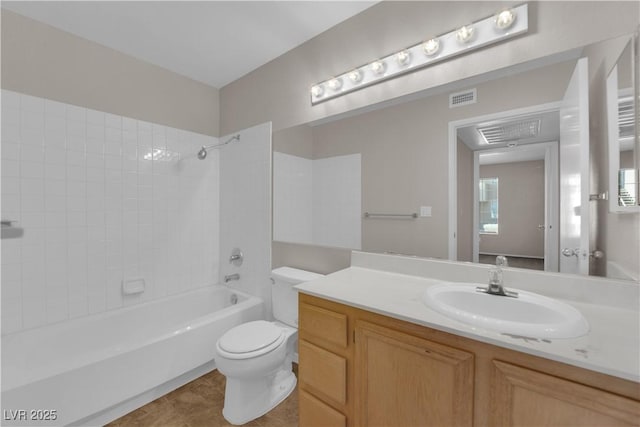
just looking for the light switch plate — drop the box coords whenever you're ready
[420,206,432,217]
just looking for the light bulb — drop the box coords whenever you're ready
[422,38,440,56]
[311,85,324,98]
[328,78,343,91]
[348,69,363,83]
[494,9,516,30]
[370,60,386,75]
[456,25,475,44]
[396,50,411,67]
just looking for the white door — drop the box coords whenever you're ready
[559,58,590,275]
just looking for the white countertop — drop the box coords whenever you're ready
[296,259,640,383]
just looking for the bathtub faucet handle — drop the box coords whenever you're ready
[229,248,243,266]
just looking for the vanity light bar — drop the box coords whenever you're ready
[310,3,528,105]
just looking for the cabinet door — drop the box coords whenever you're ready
[491,360,640,426]
[355,321,474,427]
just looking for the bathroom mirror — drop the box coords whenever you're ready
[607,33,640,213]
[273,34,640,281]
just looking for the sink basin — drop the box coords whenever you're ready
[421,282,589,339]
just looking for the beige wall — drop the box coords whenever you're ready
[479,160,545,258]
[1,9,219,136]
[272,241,350,275]
[272,124,314,159]
[220,1,639,135]
[620,150,635,169]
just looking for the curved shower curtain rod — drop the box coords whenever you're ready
[197,134,240,159]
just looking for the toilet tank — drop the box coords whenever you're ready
[271,267,323,327]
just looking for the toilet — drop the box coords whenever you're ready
[214,267,323,425]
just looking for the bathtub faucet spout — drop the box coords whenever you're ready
[224,273,240,284]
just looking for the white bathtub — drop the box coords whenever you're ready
[1,286,263,426]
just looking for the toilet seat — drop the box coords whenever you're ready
[216,320,285,360]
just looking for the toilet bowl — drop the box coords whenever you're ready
[214,267,323,425]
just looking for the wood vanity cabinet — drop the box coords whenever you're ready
[298,293,640,427]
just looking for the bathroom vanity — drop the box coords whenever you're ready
[296,252,640,427]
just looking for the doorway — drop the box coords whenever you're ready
[450,103,561,272]
[473,140,559,271]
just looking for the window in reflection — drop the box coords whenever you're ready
[479,177,499,234]
[618,169,638,206]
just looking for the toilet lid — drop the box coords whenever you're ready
[218,320,284,355]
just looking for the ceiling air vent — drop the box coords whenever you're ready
[449,89,477,108]
[477,118,541,144]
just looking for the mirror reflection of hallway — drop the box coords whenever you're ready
[456,108,560,272]
[477,157,546,271]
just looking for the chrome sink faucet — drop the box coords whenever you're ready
[476,256,518,298]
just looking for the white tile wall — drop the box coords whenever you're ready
[220,122,272,317]
[273,152,361,250]
[313,154,361,249]
[1,90,220,334]
[273,152,313,244]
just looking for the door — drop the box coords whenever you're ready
[559,58,590,275]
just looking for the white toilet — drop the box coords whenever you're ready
[215,267,323,425]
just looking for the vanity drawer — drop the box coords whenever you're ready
[299,302,348,349]
[300,390,346,427]
[299,340,347,405]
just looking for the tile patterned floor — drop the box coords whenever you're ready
[107,367,298,427]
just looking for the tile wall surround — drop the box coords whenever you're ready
[273,152,361,249]
[1,90,220,334]
[273,152,313,244]
[219,122,272,318]
[313,154,361,249]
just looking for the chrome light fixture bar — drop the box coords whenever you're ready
[310,3,528,105]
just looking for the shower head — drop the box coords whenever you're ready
[196,134,240,160]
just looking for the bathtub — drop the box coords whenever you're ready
[1,286,263,426]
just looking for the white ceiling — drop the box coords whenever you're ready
[1,1,377,88]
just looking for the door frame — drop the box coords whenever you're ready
[448,101,562,266]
